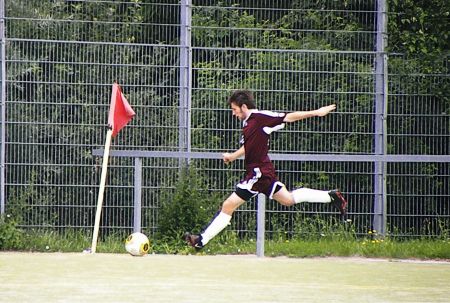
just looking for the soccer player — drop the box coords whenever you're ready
[184,89,347,249]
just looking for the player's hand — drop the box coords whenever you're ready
[316,104,337,116]
[222,153,233,164]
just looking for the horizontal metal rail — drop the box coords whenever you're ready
[92,150,449,163]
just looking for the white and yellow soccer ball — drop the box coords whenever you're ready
[125,232,150,256]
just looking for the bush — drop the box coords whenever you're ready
[0,214,23,249]
[157,165,222,242]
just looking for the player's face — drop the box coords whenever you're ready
[230,103,247,120]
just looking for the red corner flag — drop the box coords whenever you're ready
[108,83,136,137]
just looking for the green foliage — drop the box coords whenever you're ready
[0,214,23,249]
[388,0,450,58]
[3,0,449,240]
[157,165,222,241]
[1,217,449,260]
[0,180,38,249]
[262,237,450,260]
[292,215,356,241]
[19,229,92,252]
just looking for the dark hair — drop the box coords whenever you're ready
[228,90,256,109]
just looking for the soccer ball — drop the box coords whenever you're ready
[125,232,150,256]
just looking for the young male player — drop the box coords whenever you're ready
[184,89,347,249]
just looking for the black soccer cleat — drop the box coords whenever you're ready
[183,232,204,250]
[329,190,348,216]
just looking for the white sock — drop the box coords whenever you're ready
[292,188,331,204]
[200,212,232,246]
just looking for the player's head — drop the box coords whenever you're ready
[228,90,256,120]
[228,90,256,109]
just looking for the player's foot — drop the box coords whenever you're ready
[329,190,347,216]
[183,232,204,250]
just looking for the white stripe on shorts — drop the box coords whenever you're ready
[236,167,261,195]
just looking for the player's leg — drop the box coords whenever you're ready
[185,169,263,249]
[201,193,245,245]
[184,192,246,249]
[272,185,347,215]
[221,192,247,215]
[271,185,295,206]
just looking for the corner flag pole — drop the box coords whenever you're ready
[89,83,135,254]
[91,128,113,253]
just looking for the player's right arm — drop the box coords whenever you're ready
[283,104,336,123]
[223,145,245,164]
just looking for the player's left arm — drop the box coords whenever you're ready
[283,104,336,123]
[223,145,245,164]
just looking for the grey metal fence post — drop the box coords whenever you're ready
[256,194,266,257]
[179,0,192,158]
[133,158,142,233]
[0,0,6,215]
[373,0,388,236]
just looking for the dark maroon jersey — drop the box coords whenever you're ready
[241,110,286,175]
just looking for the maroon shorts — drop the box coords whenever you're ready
[235,166,284,201]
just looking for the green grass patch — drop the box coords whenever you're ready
[1,229,449,260]
[1,211,449,260]
[261,238,450,260]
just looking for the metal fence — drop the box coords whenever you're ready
[0,0,448,240]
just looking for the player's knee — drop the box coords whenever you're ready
[221,203,235,215]
[220,192,247,215]
[221,198,239,215]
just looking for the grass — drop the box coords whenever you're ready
[2,214,449,260]
[5,229,449,261]
[264,238,450,260]
[204,233,450,260]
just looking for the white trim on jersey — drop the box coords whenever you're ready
[263,123,285,134]
[257,110,285,118]
[243,109,285,124]
[244,110,286,134]
[243,109,259,124]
